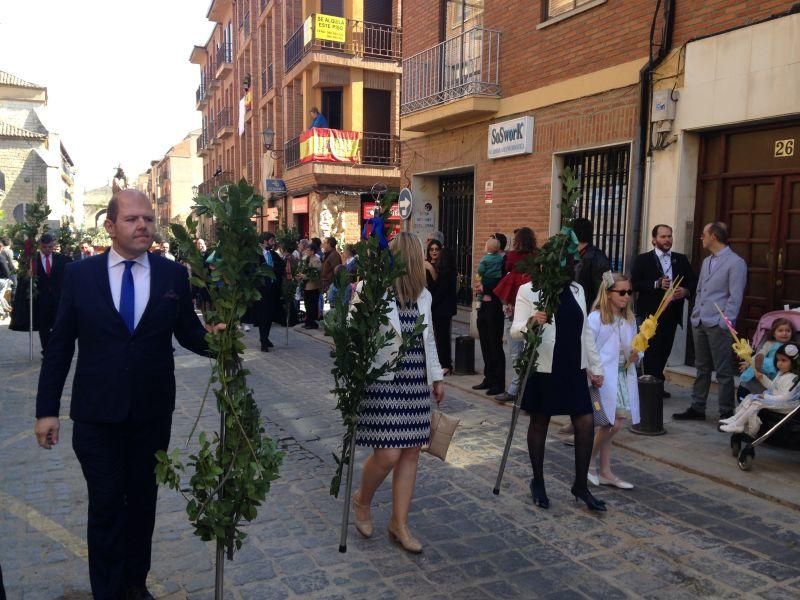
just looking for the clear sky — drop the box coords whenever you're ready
[0,0,214,190]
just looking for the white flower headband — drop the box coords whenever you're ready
[602,270,615,290]
[784,343,799,358]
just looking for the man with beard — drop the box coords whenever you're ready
[631,224,697,396]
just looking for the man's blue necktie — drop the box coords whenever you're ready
[120,260,135,334]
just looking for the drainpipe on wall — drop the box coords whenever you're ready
[628,0,675,269]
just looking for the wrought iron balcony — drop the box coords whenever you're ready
[198,171,235,196]
[267,64,274,91]
[216,41,233,73]
[196,83,206,106]
[283,129,400,170]
[284,15,402,73]
[196,131,207,154]
[401,27,501,116]
[216,106,233,137]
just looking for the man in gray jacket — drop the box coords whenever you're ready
[673,222,747,421]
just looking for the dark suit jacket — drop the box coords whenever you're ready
[36,252,209,423]
[36,252,71,318]
[631,249,697,325]
[251,250,284,325]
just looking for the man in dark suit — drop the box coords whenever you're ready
[573,218,611,307]
[36,233,72,353]
[255,231,284,352]
[34,190,222,600]
[631,224,697,394]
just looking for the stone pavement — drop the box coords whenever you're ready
[2,320,800,599]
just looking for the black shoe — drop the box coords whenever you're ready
[570,485,607,512]
[266,339,274,348]
[486,387,504,396]
[126,586,155,600]
[472,381,490,390]
[719,410,734,420]
[260,344,270,352]
[662,391,671,398]
[530,479,550,509]
[494,392,514,403]
[673,406,705,421]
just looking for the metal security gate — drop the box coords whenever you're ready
[564,145,630,271]
[439,173,474,306]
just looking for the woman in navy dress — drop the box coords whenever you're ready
[352,233,445,553]
[511,280,607,511]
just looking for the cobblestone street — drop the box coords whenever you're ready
[2,322,800,599]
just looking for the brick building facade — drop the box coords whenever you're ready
[191,0,403,244]
[401,1,800,365]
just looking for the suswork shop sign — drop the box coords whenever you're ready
[487,116,534,159]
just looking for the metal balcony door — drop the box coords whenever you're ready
[321,89,343,130]
[363,89,391,164]
[439,173,474,306]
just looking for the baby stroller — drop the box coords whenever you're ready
[730,310,800,471]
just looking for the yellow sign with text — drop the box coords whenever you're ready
[315,14,346,43]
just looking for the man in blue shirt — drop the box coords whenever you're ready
[674,222,747,421]
[308,106,328,129]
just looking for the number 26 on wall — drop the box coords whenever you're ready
[774,138,795,158]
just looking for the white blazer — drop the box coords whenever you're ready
[510,282,602,376]
[586,312,641,425]
[351,284,443,385]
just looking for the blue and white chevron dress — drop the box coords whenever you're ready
[356,302,431,448]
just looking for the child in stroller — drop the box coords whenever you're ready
[720,343,800,436]
[737,317,795,399]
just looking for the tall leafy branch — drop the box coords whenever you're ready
[323,196,423,552]
[155,180,283,576]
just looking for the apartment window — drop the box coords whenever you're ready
[544,0,597,20]
[0,170,5,192]
[563,145,631,272]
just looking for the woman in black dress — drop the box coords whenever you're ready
[510,280,607,511]
[425,240,458,374]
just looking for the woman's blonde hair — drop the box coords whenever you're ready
[593,272,635,325]
[390,232,426,306]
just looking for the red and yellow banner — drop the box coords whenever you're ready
[300,127,362,164]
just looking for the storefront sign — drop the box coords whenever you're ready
[362,201,400,220]
[300,128,362,164]
[487,116,534,159]
[292,196,308,214]
[264,178,287,194]
[314,14,346,43]
[411,201,435,240]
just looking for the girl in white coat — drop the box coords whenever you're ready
[586,273,641,489]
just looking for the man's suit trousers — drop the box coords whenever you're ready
[477,296,505,389]
[72,416,172,599]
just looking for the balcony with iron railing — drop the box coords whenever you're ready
[196,130,208,155]
[204,60,219,90]
[198,171,235,196]
[215,106,234,138]
[196,82,207,108]
[401,27,501,132]
[283,129,400,170]
[284,14,402,74]
[215,41,233,77]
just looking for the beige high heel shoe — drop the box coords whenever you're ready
[352,490,373,538]
[388,520,422,554]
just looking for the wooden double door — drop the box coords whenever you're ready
[721,175,800,338]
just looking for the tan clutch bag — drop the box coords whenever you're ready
[423,410,460,461]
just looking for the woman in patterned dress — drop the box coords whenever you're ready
[352,232,445,553]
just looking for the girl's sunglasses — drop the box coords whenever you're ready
[610,289,634,296]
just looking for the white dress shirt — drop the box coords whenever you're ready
[40,253,52,274]
[108,247,150,329]
[655,248,672,279]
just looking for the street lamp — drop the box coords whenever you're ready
[262,128,282,159]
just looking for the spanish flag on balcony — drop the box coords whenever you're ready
[300,127,362,164]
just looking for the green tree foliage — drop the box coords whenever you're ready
[155,180,283,557]
[324,198,424,496]
[14,186,51,292]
